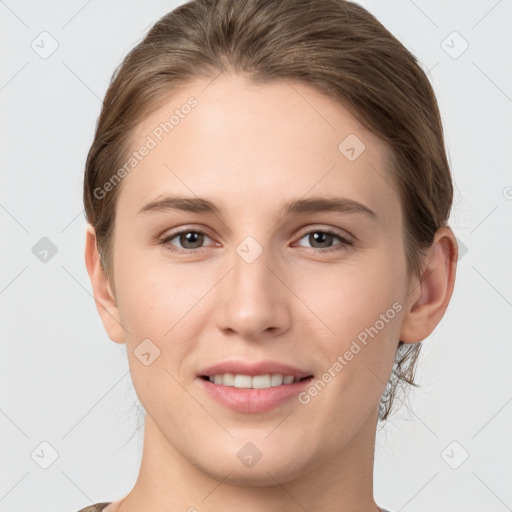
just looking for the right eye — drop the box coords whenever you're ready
[160,229,216,253]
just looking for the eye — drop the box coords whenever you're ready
[294,228,352,251]
[161,229,215,252]
[160,227,353,254]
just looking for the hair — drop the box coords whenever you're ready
[83,0,453,422]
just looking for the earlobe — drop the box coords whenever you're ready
[399,227,458,344]
[84,224,126,344]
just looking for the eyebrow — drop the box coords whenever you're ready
[136,195,377,219]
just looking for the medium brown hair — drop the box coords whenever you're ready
[83,0,453,421]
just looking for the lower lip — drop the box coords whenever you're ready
[197,377,314,413]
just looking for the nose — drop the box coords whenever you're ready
[215,242,291,341]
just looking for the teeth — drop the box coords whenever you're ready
[234,374,252,388]
[207,373,301,389]
[222,373,235,386]
[271,374,283,386]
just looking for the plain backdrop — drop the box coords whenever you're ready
[1,1,511,511]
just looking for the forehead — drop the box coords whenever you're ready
[117,74,400,224]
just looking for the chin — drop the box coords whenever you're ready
[189,441,313,486]
[205,461,306,487]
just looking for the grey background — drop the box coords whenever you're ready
[1,1,511,511]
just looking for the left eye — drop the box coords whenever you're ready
[295,229,352,250]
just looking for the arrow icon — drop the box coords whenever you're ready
[441,440,469,469]
[32,237,58,262]
[135,338,161,366]
[236,236,263,263]
[440,31,468,60]
[237,441,262,468]
[31,31,59,60]
[31,441,59,469]
[338,134,365,161]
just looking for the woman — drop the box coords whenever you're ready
[80,0,458,510]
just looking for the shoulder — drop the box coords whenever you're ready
[75,503,112,512]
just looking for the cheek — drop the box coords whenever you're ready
[113,239,189,328]
[115,259,203,409]
[113,247,220,376]
[293,251,406,342]
[118,274,200,349]
[288,261,405,445]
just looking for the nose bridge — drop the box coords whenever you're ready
[231,234,275,302]
[215,233,290,338]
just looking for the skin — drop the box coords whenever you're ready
[85,73,457,512]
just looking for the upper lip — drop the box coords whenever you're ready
[198,360,313,379]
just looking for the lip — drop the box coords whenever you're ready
[196,359,314,413]
[197,359,312,380]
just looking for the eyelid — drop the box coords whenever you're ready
[295,224,354,243]
[160,225,216,244]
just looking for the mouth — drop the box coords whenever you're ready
[196,361,315,413]
[199,373,313,389]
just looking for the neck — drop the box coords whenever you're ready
[115,410,381,512]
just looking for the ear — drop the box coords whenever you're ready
[84,224,125,344]
[399,227,458,343]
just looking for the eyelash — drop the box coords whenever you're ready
[160,227,353,254]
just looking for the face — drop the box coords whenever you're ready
[103,74,413,485]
